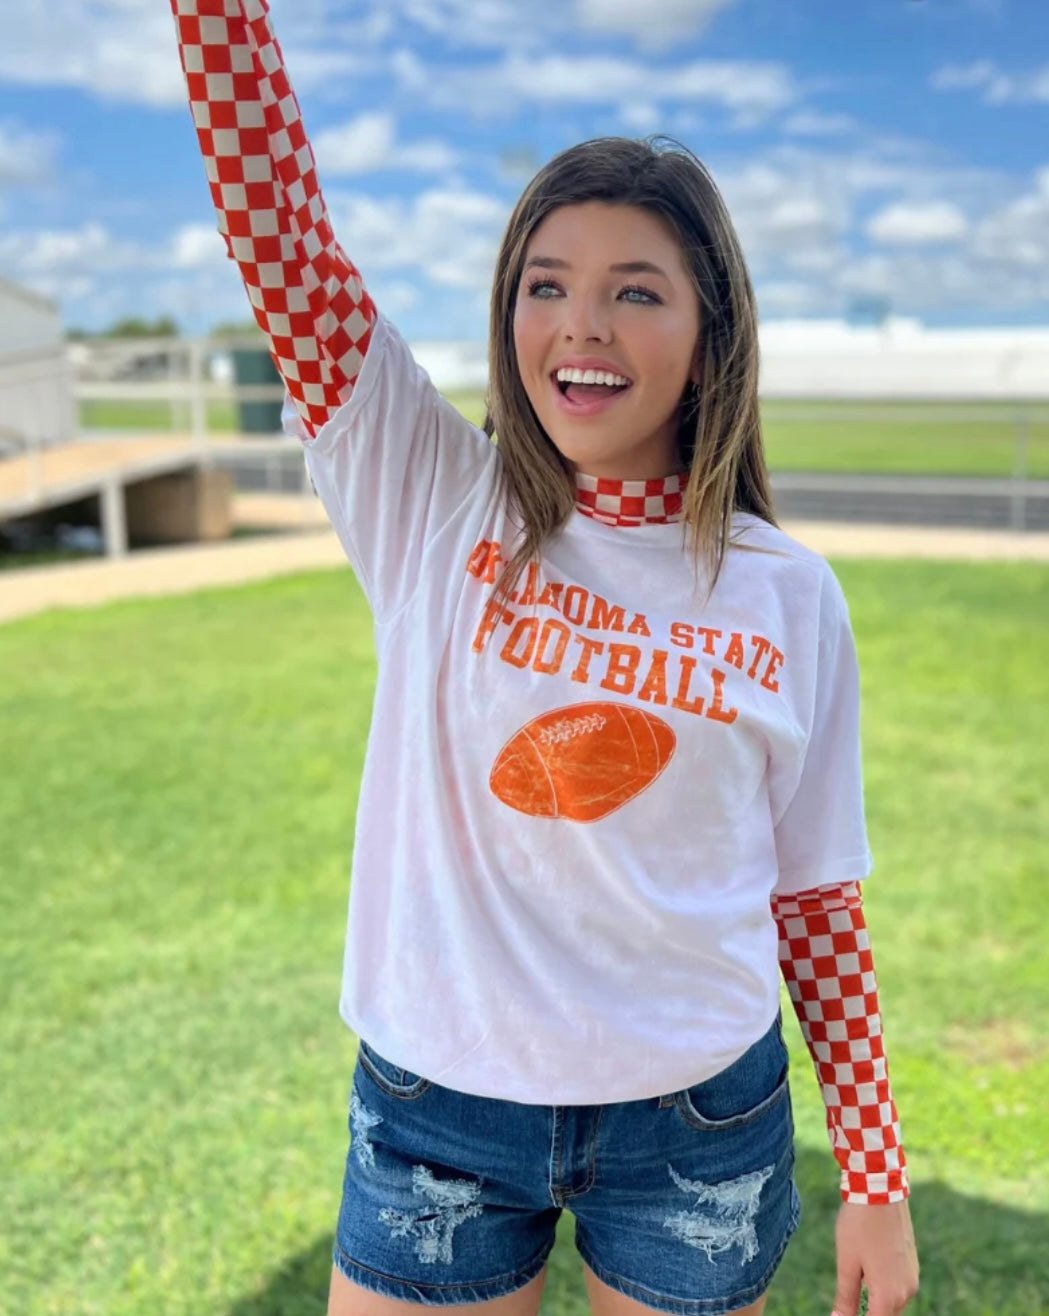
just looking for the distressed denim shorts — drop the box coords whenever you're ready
[334,1017,800,1314]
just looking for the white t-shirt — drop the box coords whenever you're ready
[287,315,873,1105]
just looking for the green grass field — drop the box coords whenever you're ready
[79,395,1049,480]
[2,561,1048,1315]
[79,398,239,434]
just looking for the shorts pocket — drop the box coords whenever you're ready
[673,1024,790,1132]
[355,1038,433,1101]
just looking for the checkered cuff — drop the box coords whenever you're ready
[772,881,909,1206]
[573,472,687,525]
[170,0,376,437]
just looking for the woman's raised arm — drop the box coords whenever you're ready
[169,0,376,437]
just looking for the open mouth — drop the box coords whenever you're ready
[553,367,632,405]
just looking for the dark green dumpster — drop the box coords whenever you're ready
[230,348,283,433]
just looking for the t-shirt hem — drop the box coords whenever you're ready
[340,1001,781,1106]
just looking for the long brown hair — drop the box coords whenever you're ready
[484,136,775,594]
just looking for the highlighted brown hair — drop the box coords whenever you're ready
[484,136,775,593]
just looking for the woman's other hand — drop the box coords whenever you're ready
[832,1198,919,1316]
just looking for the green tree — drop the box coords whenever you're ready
[208,318,264,339]
[103,315,180,338]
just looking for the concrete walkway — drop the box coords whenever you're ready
[2,494,1047,625]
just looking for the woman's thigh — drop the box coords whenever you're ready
[582,1263,768,1316]
[327,1264,548,1316]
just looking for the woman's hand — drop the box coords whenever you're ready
[832,1199,919,1316]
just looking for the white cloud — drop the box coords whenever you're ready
[0,0,362,108]
[755,280,825,316]
[390,0,740,51]
[0,222,159,313]
[0,120,61,186]
[781,111,856,137]
[366,280,420,316]
[313,112,458,176]
[719,159,848,275]
[932,60,1049,105]
[577,0,738,47]
[867,201,970,245]
[618,102,662,134]
[0,223,149,275]
[714,146,1049,319]
[171,224,229,270]
[326,185,508,292]
[969,167,1049,270]
[384,0,546,51]
[931,60,997,92]
[0,1,187,108]
[414,54,797,126]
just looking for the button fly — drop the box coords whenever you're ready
[548,1105,602,1206]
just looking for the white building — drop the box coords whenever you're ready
[758,318,1049,400]
[0,275,75,453]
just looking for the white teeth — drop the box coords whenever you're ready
[556,367,630,387]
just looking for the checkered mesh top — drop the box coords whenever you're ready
[170,0,376,437]
[573,471,687,526]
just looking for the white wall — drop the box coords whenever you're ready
[0,277,74,448]
[0,276,62,355]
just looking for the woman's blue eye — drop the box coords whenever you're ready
[526,279,561,298]
[620,285,660,305]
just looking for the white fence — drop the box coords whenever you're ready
[71,335,283,443]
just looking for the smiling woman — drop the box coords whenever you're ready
[169,5,918,1316]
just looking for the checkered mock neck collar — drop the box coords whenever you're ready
[573,470,687,526]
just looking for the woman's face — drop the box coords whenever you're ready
[512,201,701,482]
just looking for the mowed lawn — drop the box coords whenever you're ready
[80,395,1049,479]
[1,560,1047,1315]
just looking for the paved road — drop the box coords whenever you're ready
[2,494,1047,625]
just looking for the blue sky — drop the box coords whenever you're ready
[1,0,1047,340]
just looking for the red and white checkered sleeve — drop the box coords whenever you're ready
[771,881,909,1206]
[169,0,377,438]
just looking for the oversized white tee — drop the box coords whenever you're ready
[289,315,873,1105]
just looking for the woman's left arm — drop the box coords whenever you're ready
[772,880,920,1316]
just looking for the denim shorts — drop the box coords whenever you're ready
[333,1017,800,1314]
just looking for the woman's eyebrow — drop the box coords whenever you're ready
[524,256,670,278]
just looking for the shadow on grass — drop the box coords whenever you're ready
[227,1147,1049,1316]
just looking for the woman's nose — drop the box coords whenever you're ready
[562,296,612,343]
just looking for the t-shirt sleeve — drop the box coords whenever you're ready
[770,563,873,896]
[298,314,500,623]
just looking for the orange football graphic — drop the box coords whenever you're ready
[489,702,676,823]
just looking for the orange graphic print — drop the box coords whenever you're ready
[489,702,676,823]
